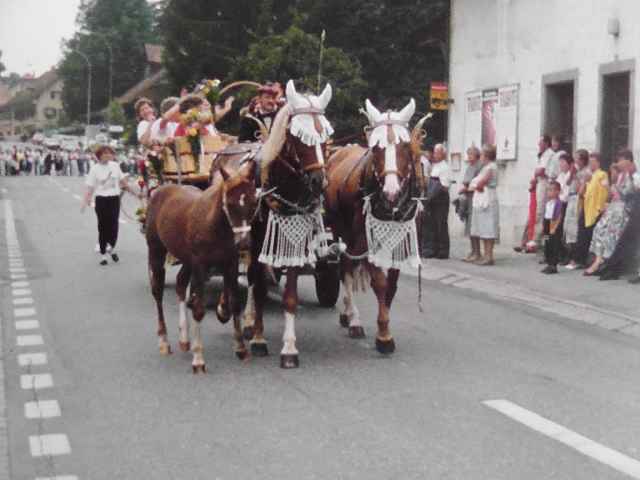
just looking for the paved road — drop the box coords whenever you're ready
[1,176,640,480]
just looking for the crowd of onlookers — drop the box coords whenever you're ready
[0,143,145,177]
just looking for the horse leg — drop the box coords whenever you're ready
[216,288,232,325]
[385,268,400,308]
[249,262,269,357]
[242,284,256,340]
[176,264,191,352]
[149,248,171,355]
[339,258,365,338]
[189,268,207,374]
[224,259,248,361]
[280,268,300,369]
[367,264,395,354]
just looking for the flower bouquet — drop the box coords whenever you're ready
[179,107,214,172]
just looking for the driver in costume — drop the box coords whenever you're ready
[238,82,284,142]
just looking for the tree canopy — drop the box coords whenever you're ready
[58,0,158,121]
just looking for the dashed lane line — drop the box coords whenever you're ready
[17,335,44,347]
[15,320,40,331]
[29,434,71,457]
[484,399,640,479]
[25,401,61,420]
[18,353,48,367]
[14,307,37,317]
[20,374,53,390]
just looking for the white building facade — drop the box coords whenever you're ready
[448,0,640,244]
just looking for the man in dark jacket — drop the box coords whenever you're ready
[238,82,284,143]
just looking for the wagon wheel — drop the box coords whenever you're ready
[314,261,340,308]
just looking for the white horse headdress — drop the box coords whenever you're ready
[286,80,334,146]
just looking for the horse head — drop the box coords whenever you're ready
[260,80,334,200]
[220,160,258,250]
[363,98,420,204]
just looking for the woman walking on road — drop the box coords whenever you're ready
[82,145,136,266]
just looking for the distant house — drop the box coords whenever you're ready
[114,44,170,110]
[0,70,64,137]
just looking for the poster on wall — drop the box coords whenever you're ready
[496,85,518,160]
[464,84,519,160]
[463,91,482,152]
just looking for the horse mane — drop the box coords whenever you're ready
[260,106,291,178]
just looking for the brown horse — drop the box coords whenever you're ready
[145,160,257,373]
[238,80,335,369]
[325,99,428,353]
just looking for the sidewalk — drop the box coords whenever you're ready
[408,237,640,340]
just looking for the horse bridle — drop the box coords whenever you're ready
[369,116,413,182]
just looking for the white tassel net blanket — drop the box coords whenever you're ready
[259,210,330,268]
[364,198,422,270]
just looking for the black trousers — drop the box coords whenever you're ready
[422,193,450,258]
[573,214,597,265]
[544,219,563,267]
[95,195,120,255]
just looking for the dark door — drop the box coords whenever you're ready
[544,81,575,152]
[601,72,631,169]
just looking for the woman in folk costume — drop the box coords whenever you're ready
[584,155,634,276]
[238,82,284,142]
[515,135,554,253]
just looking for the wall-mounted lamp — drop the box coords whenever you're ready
[608,18,620,38]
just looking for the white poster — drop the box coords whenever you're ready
[463,91,482,152]
[496,84,519,160]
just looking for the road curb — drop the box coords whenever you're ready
[402,263,640,341]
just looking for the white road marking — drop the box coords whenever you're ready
[9,267,26,273]
[62,188,70,193]
[13,297,34,305]
[12,288,32,296]
[0,187,6,193]
[14,307,36,317]
[25,400,61,419]
[36,476,78,480]
[11,280,30,288]
[9,259,24,265]
[29,434,71,456]
[484,399,640,479]
[10,273,27,280]
[20,374,53,390]
[15,320,39,330]
[18,353,47,366]
[17,335,43,346]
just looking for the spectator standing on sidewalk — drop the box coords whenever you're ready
[555,152,575,262]
[422,143,451,259]
[470,144,500,266]
[458,146,483,262]
[541,181,564,274]
[0,148,6,176]
[564,150,590,269]
[515,135,554,253]
[573,153,608,268]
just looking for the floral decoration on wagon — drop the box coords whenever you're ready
[178,103,214,170]
[194,78,222,106]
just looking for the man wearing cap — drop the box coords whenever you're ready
[238,82,284,142]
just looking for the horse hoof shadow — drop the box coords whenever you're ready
[375,337,395,355]
[235,350,249,361]
[348,326,365,339]
[178,341,190,352]
[339,314,350,328]
[280,354,299,369]
[250,342,269,357]
[192,364,207,374]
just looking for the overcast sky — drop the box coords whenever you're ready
[0,0,82,76]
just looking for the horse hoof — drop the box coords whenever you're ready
[192,364,206,374]
[216,305,231,324]
[251,342,269,357]
[235,350,249,361]
[280,354,299,369]
[242,326,254,341]
[159,344,172,356]
[179,341,190,352]
[375,337,395,355]
[349,326,365,339]
[339,314,350,328]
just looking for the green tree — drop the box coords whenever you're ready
[58,0,157,121]
[230,26,368,136]
[159,0,295,91]
[107,100,127,126]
